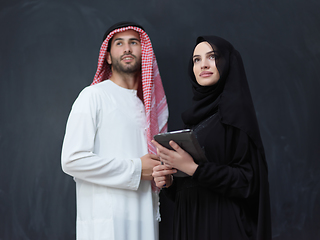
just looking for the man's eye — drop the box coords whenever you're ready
[116,42,122,46]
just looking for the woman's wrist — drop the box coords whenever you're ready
[184,162,198,176]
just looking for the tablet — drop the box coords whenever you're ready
[153,129,207,177]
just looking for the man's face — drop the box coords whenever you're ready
[106,30,142,74]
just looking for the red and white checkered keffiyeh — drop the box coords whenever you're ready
[91,26,169,193]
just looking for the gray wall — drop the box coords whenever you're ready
[1,0,320,239]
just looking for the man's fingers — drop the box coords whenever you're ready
[149,154,160,161]
[153,161,161,168]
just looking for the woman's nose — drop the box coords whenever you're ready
[201,60,209,69]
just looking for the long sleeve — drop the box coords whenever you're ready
[61,86,142,190]
[192,126,258,199]
[161,117,271,240]
[161,177,178,202]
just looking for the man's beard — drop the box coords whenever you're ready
[110,53,141,74]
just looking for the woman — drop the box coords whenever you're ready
[152,36,271,240]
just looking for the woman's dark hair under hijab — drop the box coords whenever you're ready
[182,35,266,161]
[102,21,145,52]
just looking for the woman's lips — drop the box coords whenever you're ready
[200,71,213,77]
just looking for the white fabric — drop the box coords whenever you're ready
[61,80,159,240]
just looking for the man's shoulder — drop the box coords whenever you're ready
[79,80,112,98]
[71,81,114,110]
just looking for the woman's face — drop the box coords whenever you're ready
[192,41,220,86]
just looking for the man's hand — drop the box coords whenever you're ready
[141,154,161,180]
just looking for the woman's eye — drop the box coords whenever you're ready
[193,58,200,63]
[209,54,216,59]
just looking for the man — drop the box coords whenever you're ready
[61,22,168,240]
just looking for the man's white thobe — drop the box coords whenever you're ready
[62,80,159,240]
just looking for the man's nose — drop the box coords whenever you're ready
[123,43,132,53]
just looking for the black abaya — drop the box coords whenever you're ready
[164,113,271,240]
[163,35,271,240]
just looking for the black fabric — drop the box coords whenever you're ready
[182,36,265,156]
[163,36,271,240]
[181,36,230,126]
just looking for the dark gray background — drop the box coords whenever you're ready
[1,0,320,239]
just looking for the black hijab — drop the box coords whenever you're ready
[182,36,266,159]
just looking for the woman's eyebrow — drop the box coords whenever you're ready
[193,50,217,58]
[205,50,216,55]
